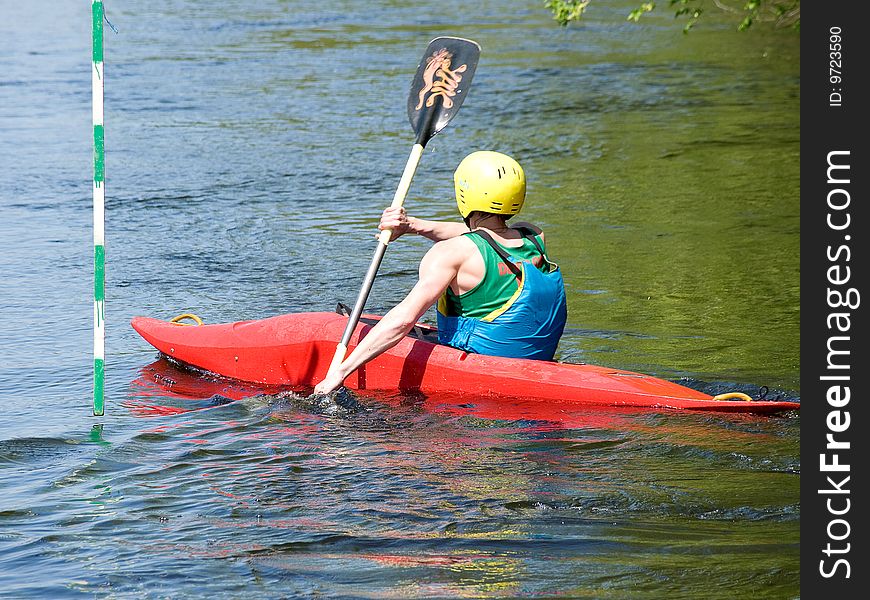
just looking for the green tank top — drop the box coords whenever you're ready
[442,231,547,319]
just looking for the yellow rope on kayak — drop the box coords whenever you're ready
[712,392,754,402]
[169,313,203,326]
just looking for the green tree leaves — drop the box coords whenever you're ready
[544,0,591,26]
[544,0,800,32]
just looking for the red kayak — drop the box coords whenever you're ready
[131,311,800,415]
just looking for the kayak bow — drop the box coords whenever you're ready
[131,311,799,415]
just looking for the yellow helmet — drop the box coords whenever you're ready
[453,151,526,219]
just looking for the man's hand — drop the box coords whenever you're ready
[378,207,414,242]
[313,368,347,395]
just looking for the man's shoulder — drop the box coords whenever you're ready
[434,233,477,250]
[421,235,477,268]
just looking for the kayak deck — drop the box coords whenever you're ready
[131,312,799,415]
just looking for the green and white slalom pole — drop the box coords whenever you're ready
[92,0,105,416]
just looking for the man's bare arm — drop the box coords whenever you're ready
[313,241,462,394]
[379,207,469,242]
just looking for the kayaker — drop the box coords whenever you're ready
[314,151,568,394]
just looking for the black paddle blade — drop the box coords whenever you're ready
[407,37,480,146]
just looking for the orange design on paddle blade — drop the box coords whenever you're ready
[415,48,468,110]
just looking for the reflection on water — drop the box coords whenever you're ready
[0,0,798,597]
[2,363,798,597]
[3,368,798,597]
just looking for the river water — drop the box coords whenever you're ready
[0,0,799,597]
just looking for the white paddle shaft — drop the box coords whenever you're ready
[326,142,425,376]
[378,143,424,245]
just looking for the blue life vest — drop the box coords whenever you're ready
[436,228,568,361]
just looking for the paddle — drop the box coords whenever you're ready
[325,36,481,378]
